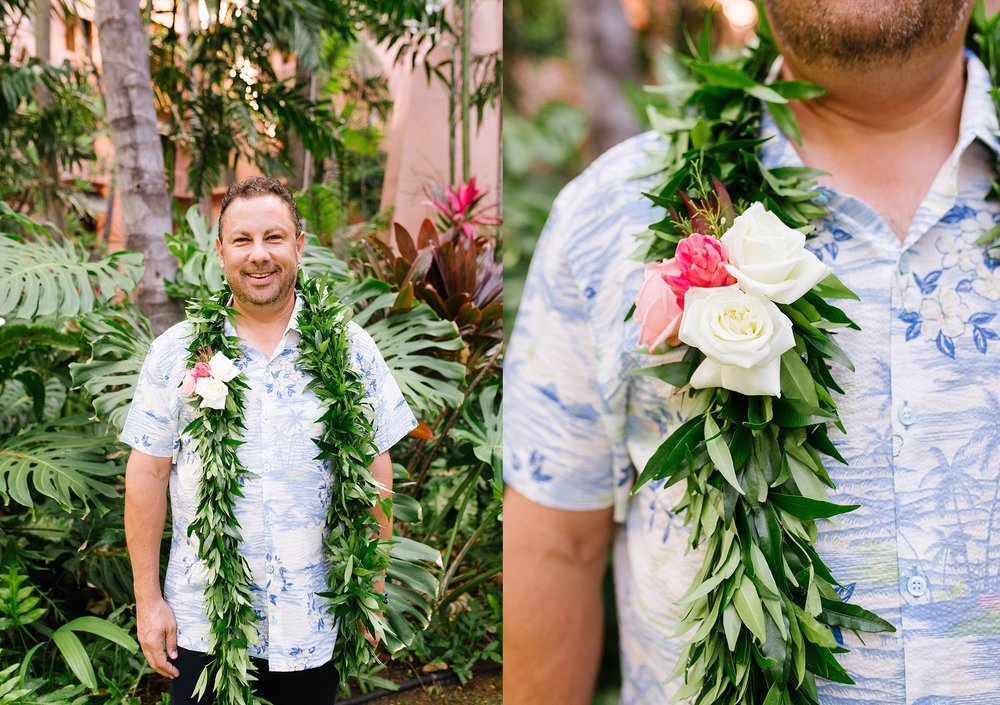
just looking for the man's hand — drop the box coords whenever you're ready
[124,449,174,678]
[136,597,180,679]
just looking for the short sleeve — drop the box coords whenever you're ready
[503,187,616,511]
[347,323,418,454]
[120,335,182,458]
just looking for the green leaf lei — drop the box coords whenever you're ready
[629,11,921,705]
[183,274,387,705]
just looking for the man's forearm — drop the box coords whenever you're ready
[124,455,170,603]
[504,490,614,705]
[370,452,393,592]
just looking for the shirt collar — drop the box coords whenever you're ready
[222,290,304,346]
[759,52,1000,170]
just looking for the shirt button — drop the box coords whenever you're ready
[898,403,916,428]
[266,564,274,575]
[906,575,928,598]
[898,257,909,275]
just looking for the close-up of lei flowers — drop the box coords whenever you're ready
[181,274,388,705]
[623,9,927,705]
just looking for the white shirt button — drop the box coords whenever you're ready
[266,563,274,575]
[898,403,917,428]
[906,575,927,598]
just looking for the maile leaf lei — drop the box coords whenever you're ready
[183,274,387,705]
[629,11,901,705]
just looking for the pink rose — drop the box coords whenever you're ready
[667,234,736,306]
[192,362,212,379]
[635,260,684,352]
[182,371,198,396]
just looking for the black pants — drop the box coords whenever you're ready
[169,647,339,705]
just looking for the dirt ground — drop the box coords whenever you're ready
[354,670,502,705]
[138,668,502,704]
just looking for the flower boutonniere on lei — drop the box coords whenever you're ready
[183,350,243,410]
[630,179,896,704]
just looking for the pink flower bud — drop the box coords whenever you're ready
[635,259,684,353]
[182,371,198,397]
[192,362,212,379]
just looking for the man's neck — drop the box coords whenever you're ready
[230,291,297,359]
[781,44,967,241]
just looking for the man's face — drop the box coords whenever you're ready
[765,0,972,68]
[216,194,304,310]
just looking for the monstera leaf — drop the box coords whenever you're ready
[450,383,502,501]
[345,278,466,417]
[0,229,143,321]
[0,419,121,512]
[69,311,152,432]
[0,376,68,436]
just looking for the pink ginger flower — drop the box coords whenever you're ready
[666,234,736,307]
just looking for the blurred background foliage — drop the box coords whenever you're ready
[503,0,760,336]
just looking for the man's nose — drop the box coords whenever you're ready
[249,238,270,261]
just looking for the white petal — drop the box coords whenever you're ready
[727,265,798,302]
[720,358,782,396]
[770,253,834,304]
[690,359,724,389]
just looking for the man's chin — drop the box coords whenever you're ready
[231,283,290,309]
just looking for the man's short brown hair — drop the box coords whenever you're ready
[218,176,302,239]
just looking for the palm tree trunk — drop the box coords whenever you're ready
[287,61,316,192]
[566,0,642,156]
[95,0,181,333]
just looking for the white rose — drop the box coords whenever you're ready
[195,376,229,410]
[208,351,240,382]
[679,285,796,397]
[720,202,832,304]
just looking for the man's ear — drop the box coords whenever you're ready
[296,231,305,262]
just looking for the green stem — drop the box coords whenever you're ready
[460,0,472,183]
[439,517,493,604]
[438,473,479,590]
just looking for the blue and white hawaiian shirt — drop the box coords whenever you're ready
[122,292,417,671]
[505,55,1000,704]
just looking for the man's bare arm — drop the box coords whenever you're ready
[124,448,179,679]
[504,487,615,705]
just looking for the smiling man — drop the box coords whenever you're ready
[121,176,417,704]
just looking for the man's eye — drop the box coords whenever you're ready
[268,235,283,241]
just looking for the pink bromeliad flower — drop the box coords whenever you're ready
[426,177,501,239]
[666,234,736,307]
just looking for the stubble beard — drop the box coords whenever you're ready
[765,0,971,68]
[228,266,297,309]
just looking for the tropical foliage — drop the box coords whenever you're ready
[0,0,501,701]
